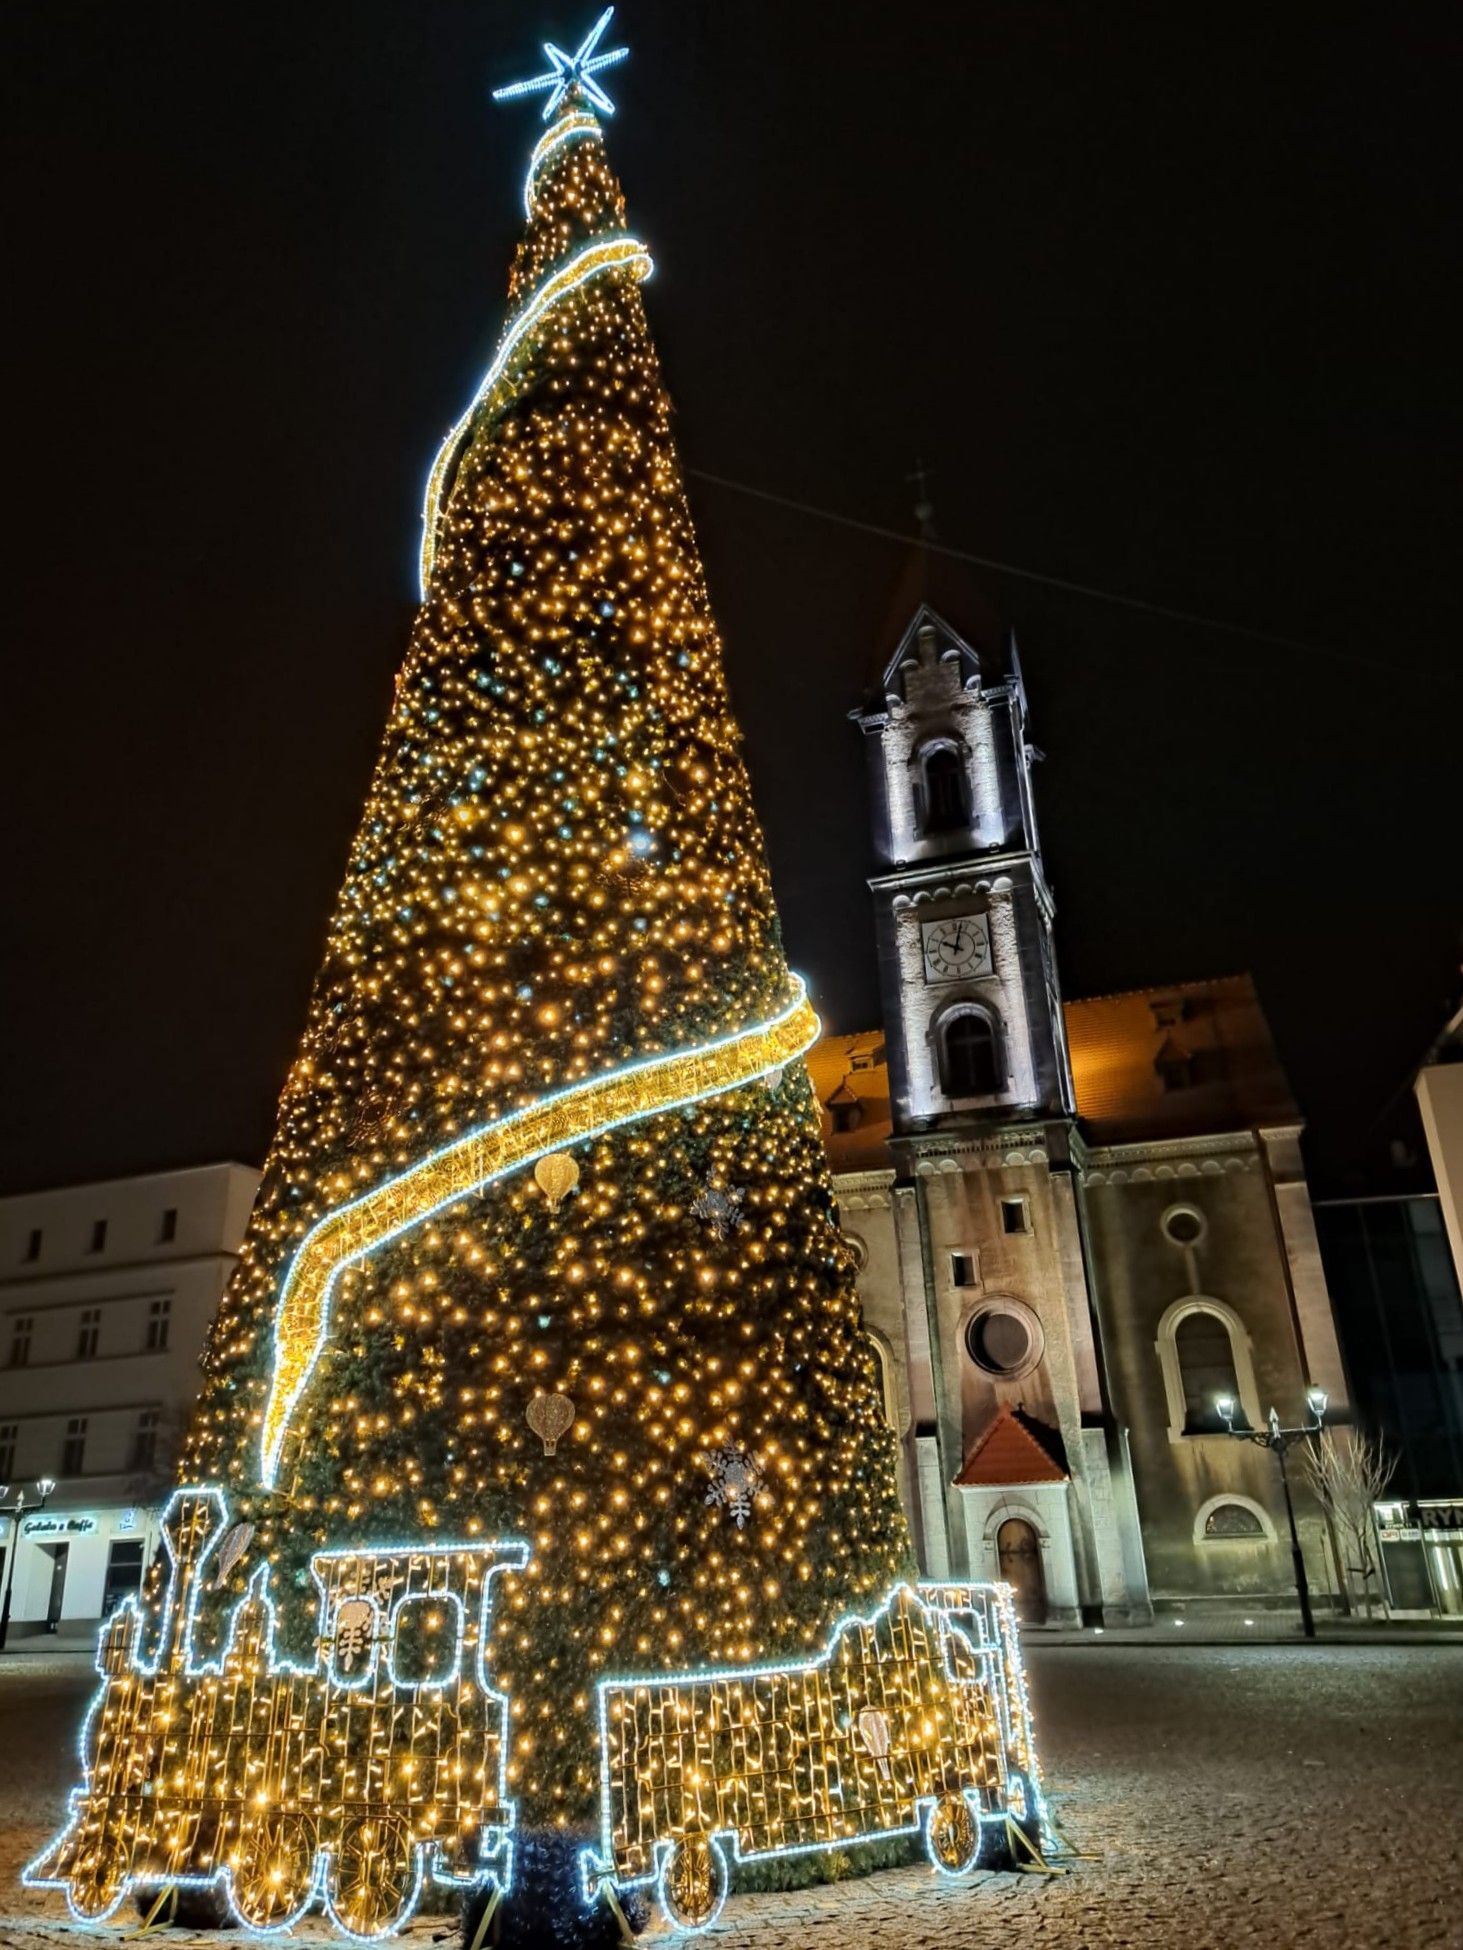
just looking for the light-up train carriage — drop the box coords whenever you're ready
[581,1579,1047,1932]
[25,1488,528,1937]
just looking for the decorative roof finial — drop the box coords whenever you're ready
[492,6,630,121]
[908,458,937,541]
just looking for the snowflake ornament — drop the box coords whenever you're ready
[703,1445,766,1529]
[692,1181,744,1240]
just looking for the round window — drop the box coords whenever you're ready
[1161,1204,1207,1247]
[963,1303,1042,1379]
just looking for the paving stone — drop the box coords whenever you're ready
[0,1646,1456,1949]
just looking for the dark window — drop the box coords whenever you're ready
[10,1317,33,1368]
[159,1208,178,1244]
[921,747,968,834]
[1204,1501,1265,1539]
[1001,1198,1030,1236]
[131,1409,160,1472]
[76,1308,101,1360]
[61,1417,88,1475]
[103,1540,146,1614]
[23,1229,41,1263]
[0,1423,16,1478]
[89,1219,107,1253]
[1176,1311,1244,1433]
[950,1251,978,1289]
[942,1012,1000,1098]
[145,1298,171,1352]
[965,1307,1037,1377]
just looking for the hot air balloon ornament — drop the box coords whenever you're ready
[534,1151,580,1213]
[857,1706,893,1782]
[527,1389,575,1456]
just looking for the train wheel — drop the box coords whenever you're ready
[1005,1769,1044,1859]
[659,1834,728,1933]
[926,1791,981,1876]
[67,1848,126,1922]
[232,1813,317,1930]
[327,1814,418,1938]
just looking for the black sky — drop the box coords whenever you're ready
[2,2,1458,1196]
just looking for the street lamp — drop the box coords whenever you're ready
[0,1478,58,1653]
[1215,1390,1327,1639]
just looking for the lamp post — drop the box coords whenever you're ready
[1216,1389,1327,1640]
[0,1479,58,1653]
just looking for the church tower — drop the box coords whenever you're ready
[844,541,1152,1627]
[851,594,1074,1133]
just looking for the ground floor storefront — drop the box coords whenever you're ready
[0,1502,160,1643]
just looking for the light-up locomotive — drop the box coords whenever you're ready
[581,1579,1047,1932]
[25,1489,527,1936]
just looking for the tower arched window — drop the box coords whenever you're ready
[920,744,968,834]
[1174,1309,1246,1434]
[940,1008,1001,1099]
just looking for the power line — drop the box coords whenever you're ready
[683,464,1410,679]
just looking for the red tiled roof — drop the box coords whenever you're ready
[953,1405,1069,1487]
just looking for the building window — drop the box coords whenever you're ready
[1204,1501,1265,1539]
[920,745,969,834]
[61,1417,88,1476]
[23,1229,41,1263]
[1161,1204,1207,1247]
[963,1298,1044,1381]
[1175,1309,1245,1433]
[145,1298,172,1352]
[0,1424,15,1478]
[939,1009,1001,1099]
[132,1409,161,1472]
[76,1308,101,1360]
[1195,1495,1276,1545]
[89,1219,108,1253]
[950,1251,979,1289]
[1000,1197,1030,1236]
[103,1539,146,1613]
[159,1208,178,1244]
[10,1317,33,1368]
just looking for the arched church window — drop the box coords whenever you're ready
[1175,1309,1245,1433]
[941,1009,1000,1099]
[920,745,968,834]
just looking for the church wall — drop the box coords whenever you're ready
[1081,1142,1335,1610]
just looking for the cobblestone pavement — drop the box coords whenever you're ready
[0,1645,1457,1950]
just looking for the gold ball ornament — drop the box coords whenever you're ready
[527,1390,576,1456]
[533,1151,580,1212]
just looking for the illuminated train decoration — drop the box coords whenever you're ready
[582,1580,1048,1933]
[25,1490,1047,1939]
[24,1489,527,1938]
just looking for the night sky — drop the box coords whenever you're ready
[3,2,1457,1197]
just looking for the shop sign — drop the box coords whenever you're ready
[21,1513,98,1540]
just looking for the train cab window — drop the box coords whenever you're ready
[391,1595,462,1687]
[328,1595,382,1683]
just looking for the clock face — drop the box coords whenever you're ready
[922,914,992,983]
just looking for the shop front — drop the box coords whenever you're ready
[0,1504,161,1643]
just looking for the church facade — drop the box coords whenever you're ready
[815,587,1348,1625]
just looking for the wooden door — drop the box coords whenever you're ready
[996,1519,1046,1624]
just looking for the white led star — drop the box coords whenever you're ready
[492,7,629,121]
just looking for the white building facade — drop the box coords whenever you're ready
[0,1163,257,1643]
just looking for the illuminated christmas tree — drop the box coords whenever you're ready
[29,21,1053,1947]
[181,7,910,1927]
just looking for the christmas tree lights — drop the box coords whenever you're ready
[31,13,1047,1940]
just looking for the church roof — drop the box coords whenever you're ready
[953,1404,1069,1487]
[805,1032,893,1171]
[1065,974,1299,1142]
[809,975,1298,1168]
[853,539,1011,717]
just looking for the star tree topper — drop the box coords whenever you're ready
[492,6,630,120]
